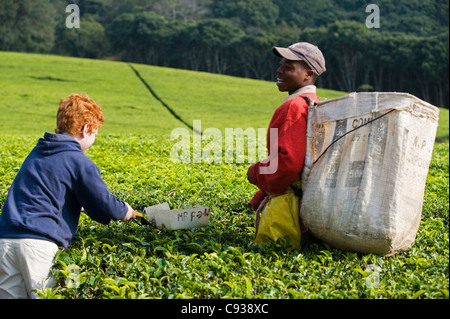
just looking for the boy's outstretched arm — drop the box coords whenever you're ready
[122,202,136,221]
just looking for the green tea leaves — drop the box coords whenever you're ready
[1,136,448,299]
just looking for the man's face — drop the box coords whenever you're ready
[276,58,313,94]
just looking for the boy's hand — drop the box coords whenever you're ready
[122,202,136,221]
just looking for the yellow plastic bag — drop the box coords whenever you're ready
[255,191,301,249]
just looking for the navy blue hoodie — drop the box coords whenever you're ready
[0,132,127,248]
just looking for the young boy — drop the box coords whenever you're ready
[0,93,135,298]
[247,42,326,242]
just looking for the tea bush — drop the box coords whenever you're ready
[0,135,448,299]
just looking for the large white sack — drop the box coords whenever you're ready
[300,92,439,256]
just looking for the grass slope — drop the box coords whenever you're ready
[0,52,181,135]
[436,108,449,142]
[1,51,448,139]
[0,51,350,136]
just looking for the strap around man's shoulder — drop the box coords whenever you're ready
[301,95,316,107]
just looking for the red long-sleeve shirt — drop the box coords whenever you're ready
[247,91,318,209]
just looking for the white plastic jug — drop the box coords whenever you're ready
[144,202,210,230]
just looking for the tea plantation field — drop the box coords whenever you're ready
[0,52,448,300]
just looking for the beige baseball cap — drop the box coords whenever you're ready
[273,42,326,76]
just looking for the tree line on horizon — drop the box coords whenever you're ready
[0,0,448,108]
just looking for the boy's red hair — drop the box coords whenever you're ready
[55,94,104,136]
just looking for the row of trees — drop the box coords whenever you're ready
[0,0,448,108]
